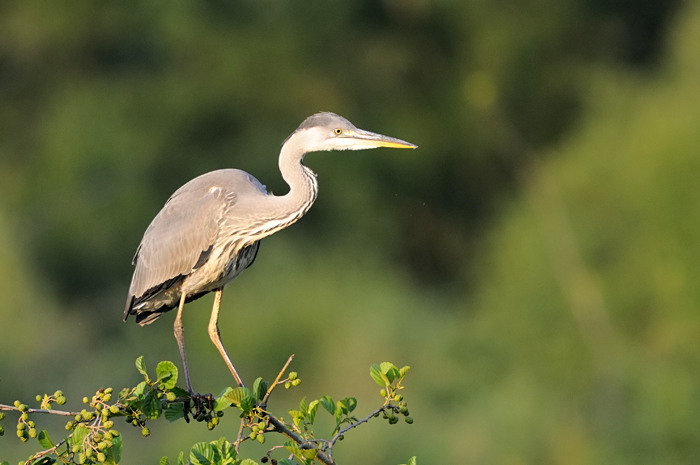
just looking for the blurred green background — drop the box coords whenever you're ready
[1,1,699,463]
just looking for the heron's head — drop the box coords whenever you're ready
[287,112,417,153]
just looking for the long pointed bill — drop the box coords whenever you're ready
[344,128,418,150]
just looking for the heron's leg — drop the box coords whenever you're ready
[174,291,194,393]
[208,288,246,388]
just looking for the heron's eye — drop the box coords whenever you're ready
[334,128,342,135]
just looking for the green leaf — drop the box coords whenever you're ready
[28,458,55,465]
[38,430,53,448]
[164,402,185,422]
[142,389,162,419]
[212,437,237,464]
[223,387,254,413]
[370,364,386,386]
[344,397,357,413]
[336,399,348,415]
[160,458,169,465]
[156,361,178,390]
[407,457,417,465]
[252,377,268,402]
[135,356,149,380]
[239,460,259,465]
[380,362,399,383]
[319,395,335,415]
[132,381,148,399]
[104,435,122,465]
[177,452,185,465]
[399,365,411,379]
[284,441,302,458]
[277,460,295,465]
[288,409,303,427]
[307,399,319,424]
[72,424,89,446]
[190,442,219,465]
[298,396,308,415]
[214,387,235,411]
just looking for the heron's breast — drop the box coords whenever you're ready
[182,240,259,295]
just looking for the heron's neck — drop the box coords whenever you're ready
[265,135,318,230]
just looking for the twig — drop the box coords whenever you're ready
[0,404,80,417]
[22,437,69,465]
[260,354,295,408]
[326,404,388,458]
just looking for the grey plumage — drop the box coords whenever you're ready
[123,112,416,391]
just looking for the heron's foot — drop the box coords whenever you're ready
[182,391,215,423]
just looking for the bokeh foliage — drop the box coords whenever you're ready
[1,0,697,464]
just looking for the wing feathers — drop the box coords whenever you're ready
[125,179,234,312]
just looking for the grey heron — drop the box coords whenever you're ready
[123,112,417,392]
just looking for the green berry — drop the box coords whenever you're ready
[405,416,414,424]
[211,417,219,426]
[17,423,26,431]
[65,421,74,430]
[0,412,4,420]
[207,421,214,430]
[35,395,42,402]
[0,425,4,436]
[57,396,67,405]
[109,429,119,437]
[85,447,93,458]
[20,413,28,421]
[380,389,387,398]
[256,434,265,444]
[109,405,120,415]
[288,371,298,381]
[141,427,150,437]
[83,397,89,404]
[72,445,81,453]
[284,382,291,389]
[13,400,20,408]
[291,379,301,387]
[103,420,114,429]
[18,403,28,413]
[103,394,112,402]
[28,428,37,438]
[97,452,106,463]
[77,453,86,464]
[166,392,177,402]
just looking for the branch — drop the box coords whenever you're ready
[0,403,80,417]
[266,413,335,465]
[326,403,388,458]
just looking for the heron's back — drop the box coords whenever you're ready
[124,169,268,324]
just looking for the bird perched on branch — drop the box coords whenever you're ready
[123,112,417,392]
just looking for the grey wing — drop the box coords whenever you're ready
[125,182,235,313]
